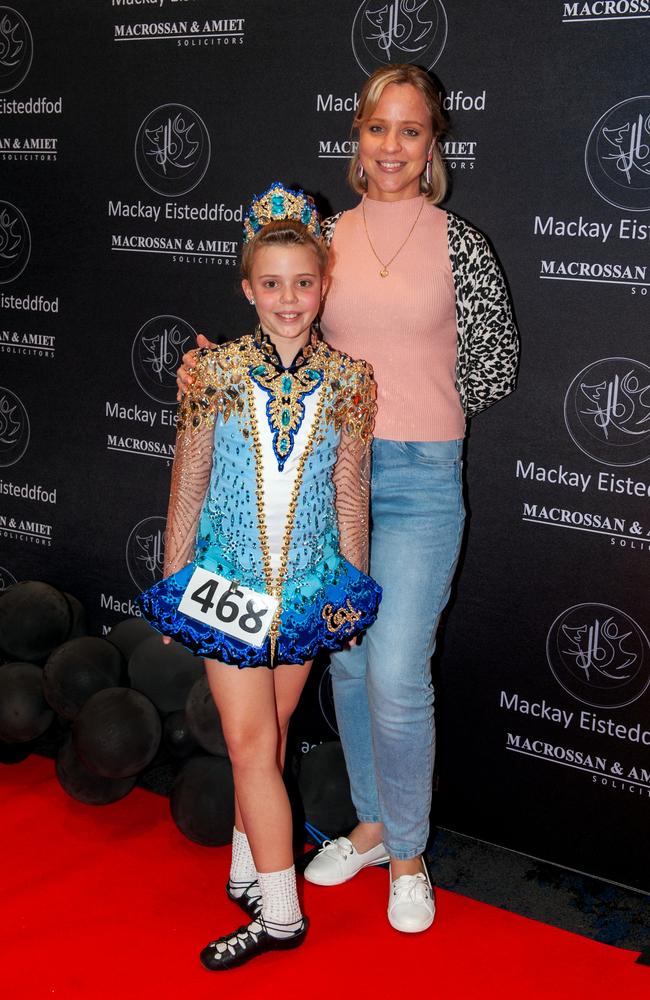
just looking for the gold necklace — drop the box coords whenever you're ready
[361,196,425,277]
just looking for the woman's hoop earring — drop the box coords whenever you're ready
[425,145,434,186]
[356,161,364,179]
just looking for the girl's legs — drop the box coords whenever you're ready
[330,440,464,874]
[229,683,302,908]
[232,661,305,831]
[226,662,312,925]
[200,660,312,969]
[206,659,312,873]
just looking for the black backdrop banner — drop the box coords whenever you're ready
[1,1,649,892]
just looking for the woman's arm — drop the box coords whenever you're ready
[466,237,519,416]
[449,215,519,418]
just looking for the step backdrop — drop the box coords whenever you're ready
[1,1,648,891]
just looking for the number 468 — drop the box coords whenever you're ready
[190,580,267,634]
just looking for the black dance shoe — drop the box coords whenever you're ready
[200,916,308,971]
[225,879,263,920]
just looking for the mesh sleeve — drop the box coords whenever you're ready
[163,351,219,576]
[332,361,376,574]
[163,421,213,577]
[332,429,372,574]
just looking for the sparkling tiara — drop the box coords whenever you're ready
[242,181,321,244]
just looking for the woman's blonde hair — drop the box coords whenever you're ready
[348,63,448,205]
[240,220,328,280]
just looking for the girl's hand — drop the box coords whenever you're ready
[176,333,216,399]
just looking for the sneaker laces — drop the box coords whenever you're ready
[392,873,431,904]
[319,837,355,859]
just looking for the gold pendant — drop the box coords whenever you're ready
[379,267,389,278]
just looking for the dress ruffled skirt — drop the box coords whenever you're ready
[136,559,381,666]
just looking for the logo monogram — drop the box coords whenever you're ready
[0,201,30,283]
[0,387,29,466]
[585,96,650,211]
[351,0,447,75]
[0,565,16,591]
[0,7,33,94]
[135,104,211,197]
[131,315,195,405]
[564,357,650,467]
[126,516,166,591]
[547,603,650,708]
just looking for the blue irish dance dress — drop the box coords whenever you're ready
[137,329,381,666]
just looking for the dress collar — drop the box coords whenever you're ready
[253,324,321,373]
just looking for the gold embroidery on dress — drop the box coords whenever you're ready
[322,600,362,634]
[178,334,377,446]
[249,362,323,471]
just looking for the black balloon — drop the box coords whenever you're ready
[185,674,228,758]
[170,755,234,846]
[63,592,88,639]
[298,741,357,835]
[163,710,198,759]
[0,662,55,743]
[56,735,137,805]
[43,637,123,720]
[0,581,71,662]
[73,687,162,778]
[106,618,158,660]
[128,636,204,713]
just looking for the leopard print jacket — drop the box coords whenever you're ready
[321,210,519,419]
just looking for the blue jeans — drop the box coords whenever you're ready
[329,438,465,860]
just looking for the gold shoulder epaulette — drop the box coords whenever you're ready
[177,341,249,433]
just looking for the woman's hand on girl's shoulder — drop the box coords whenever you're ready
[176,333,217,400]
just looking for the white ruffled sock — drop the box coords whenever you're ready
[229,827,260,899]
[257,865,303,939]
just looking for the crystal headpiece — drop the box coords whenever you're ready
[242,181,321,244]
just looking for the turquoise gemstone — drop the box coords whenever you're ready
[252,365,266,376]
[280,437,288,450]
[306,369,319,380]
[281,409,290,426]
[282,376,293,394]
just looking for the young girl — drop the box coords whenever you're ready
[137,182,380,970]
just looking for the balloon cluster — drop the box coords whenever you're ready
[0,580,355,846]
[0,580,234,844]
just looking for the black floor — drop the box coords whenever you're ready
[426,827,649,955]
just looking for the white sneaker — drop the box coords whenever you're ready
[303,837,389,886]
[387,865,435,933]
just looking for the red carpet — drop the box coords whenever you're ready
[1,756,646,1000]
